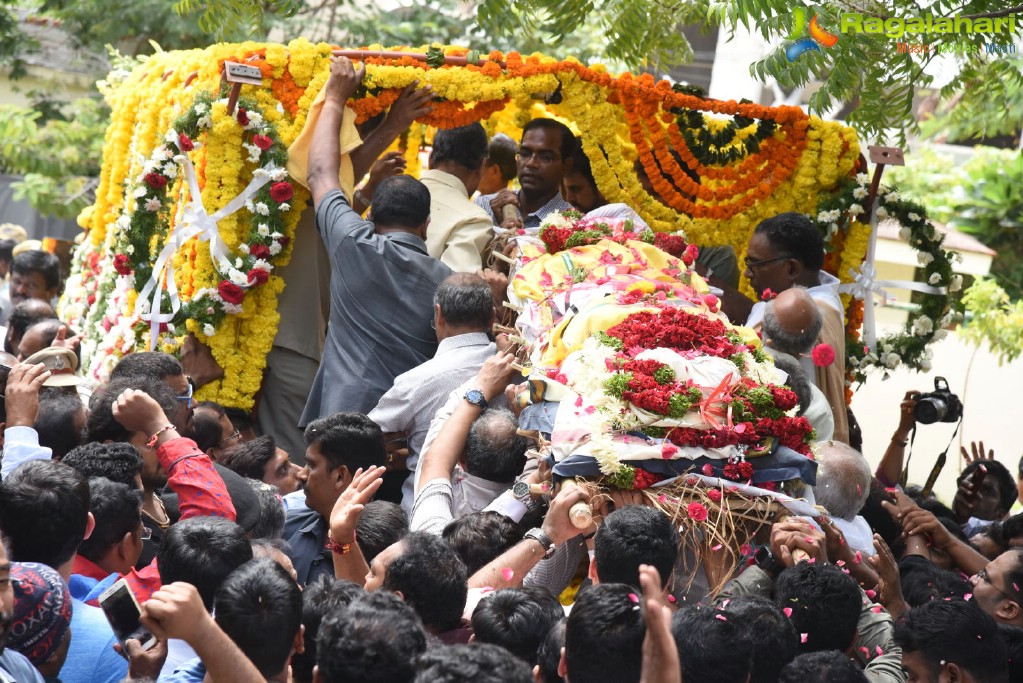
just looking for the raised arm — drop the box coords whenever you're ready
[349,82,433,180]
[307,56,366,207]
[875,391,919,487]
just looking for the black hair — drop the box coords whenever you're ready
[726,596,800,683]
[316,591,427,683]
[471,586,564,665]
[290,576,365,683]
[413,643,533,683]
[466,409,527,484]
[245,478,286,540]
[899,561,972,608]
[12,250,61,291]
[918,497,958,522]
[564,583,645,683]
[1005,549,1023,604]
[521,118,578,161]
[486,133,518,182]
[536,619,566,683]
[109,351,184,382]
[355,500,408,563]
[1003,514,1023,544]
[777,651,868,683]
[999,624,1023,683]
[220,435,276,480]
[442,511,522,576]
[432,123,489,171]
[189,405,226,454]
[383,531,467,633]
[370,175,431,230]
[753,212,825,271]
[0,239,15,264]
[959,460,1017,514]
[34,388,86,460]
[87,376,179,443]
[214,558,302,678]
[0,460,89,568]
[672,605,753,683]
[568,145,596,187]
[433,273,494,329]
[595,505,679,589]
[859,480,903,554]
[224,406,253,435]
[61,441,143,488]
[5,300,55,353]
[20,319,65,350]
[894,599,1009,681]
[304,412,386,473]
[158,516,253,610]
[775,562,861,653]
[78,477,144,563]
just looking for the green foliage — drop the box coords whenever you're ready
[961,278,1023,365]
[924,54,1023,142]
[652,364,675,385]
[603,371,633,399]
[948,150,1023,300]
[0,97,108,218]
[173,0,300,40]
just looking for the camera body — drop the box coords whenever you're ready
[913,376,963,425]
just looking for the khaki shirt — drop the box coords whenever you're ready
[421,169,495,272]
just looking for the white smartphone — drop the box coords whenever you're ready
[98,578,157,651]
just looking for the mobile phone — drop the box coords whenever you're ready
[99,579,157,651]
[970,464,988,489]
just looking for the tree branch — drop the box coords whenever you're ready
[961,5,1023,19]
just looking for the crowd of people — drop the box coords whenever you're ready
[0,55,1019,683]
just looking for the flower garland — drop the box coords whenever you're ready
[810,173,965,385]
[115,90,294,334]
[537,210,692,260]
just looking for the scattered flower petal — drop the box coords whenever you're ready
[501,568,514,581]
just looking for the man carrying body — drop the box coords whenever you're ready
[422,124,495,272]
[475,119,576,230]
[301,56,452,421]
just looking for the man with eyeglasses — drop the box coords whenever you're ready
[475,118,576,231]
[743,212,849,444]
[970,548,1023,626]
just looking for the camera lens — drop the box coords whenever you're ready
[914,397,947,424]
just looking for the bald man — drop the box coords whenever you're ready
[762,287,849,443]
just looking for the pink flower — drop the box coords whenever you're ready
[783,607,793,617]
[811,343,836,367]
[761,288,777,301]
[701,464,715,477]
[703,293,719,311]
[707,488,722,503]
[501,568,514,581]
[661,443,678,459]
[687,502,709,522]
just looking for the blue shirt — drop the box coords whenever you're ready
[299,189,452,425]
[0,648,44,683]
[158,657,205,683]
[283,494,332,587]
[59,598,127,683]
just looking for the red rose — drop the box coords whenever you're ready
[113,253,133,275]
[236,108,249,126]
[701,463,715,477]
[811,343,836,367]
[278,236,291,248]
[252,134,273,150]
[217,280,245,305]
[687,502,709,522]
[178,132,194,152]
[707,488,722,503]
[249,244,271,260]
[247,268,269,286]
[269,181,294,203]
[144,173,167,190]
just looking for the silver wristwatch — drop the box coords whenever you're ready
[524,527,555,560]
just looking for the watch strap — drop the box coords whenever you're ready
[524,527,555,559]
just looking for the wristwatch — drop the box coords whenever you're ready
[524,527,556,560]
[513,480,542,513]
[753,546,783,578]
[464,388,489,411]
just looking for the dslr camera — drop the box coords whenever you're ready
[913,376,963,424]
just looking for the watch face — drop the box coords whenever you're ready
[513,481,529,498]
[466,389,484,405]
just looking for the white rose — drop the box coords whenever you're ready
[884,352,901,369]
[848,203,864,216]
[949,274,963,292]
[255,202,270,216]
[203,323,216,337]
[917,251,934,266]
[912,315,933,336]
[875,206,889,219]
[928,273,942,285]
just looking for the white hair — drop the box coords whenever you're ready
[814,440,872,521]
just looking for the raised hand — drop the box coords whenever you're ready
[4,362,50,428]
[477,351,519,402]
[385,81,434,128]
[639,564,682,683]
[323,56,366,105]
[960,440,994,464]
[868,534,907,619]
[328,465,386,541]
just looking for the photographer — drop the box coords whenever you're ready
[875,390,920,489]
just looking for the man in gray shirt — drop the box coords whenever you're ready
[301,56,452,423]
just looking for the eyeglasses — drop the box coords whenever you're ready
[219,430,242,450]
[516,149,560,166]
[177,383,193,409]
[743,255,791,271]
[140,525,153,541]
[976,567,1018,603]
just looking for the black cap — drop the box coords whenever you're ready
[160,463,262,533]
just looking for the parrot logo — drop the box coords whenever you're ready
[785,7,839,61]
